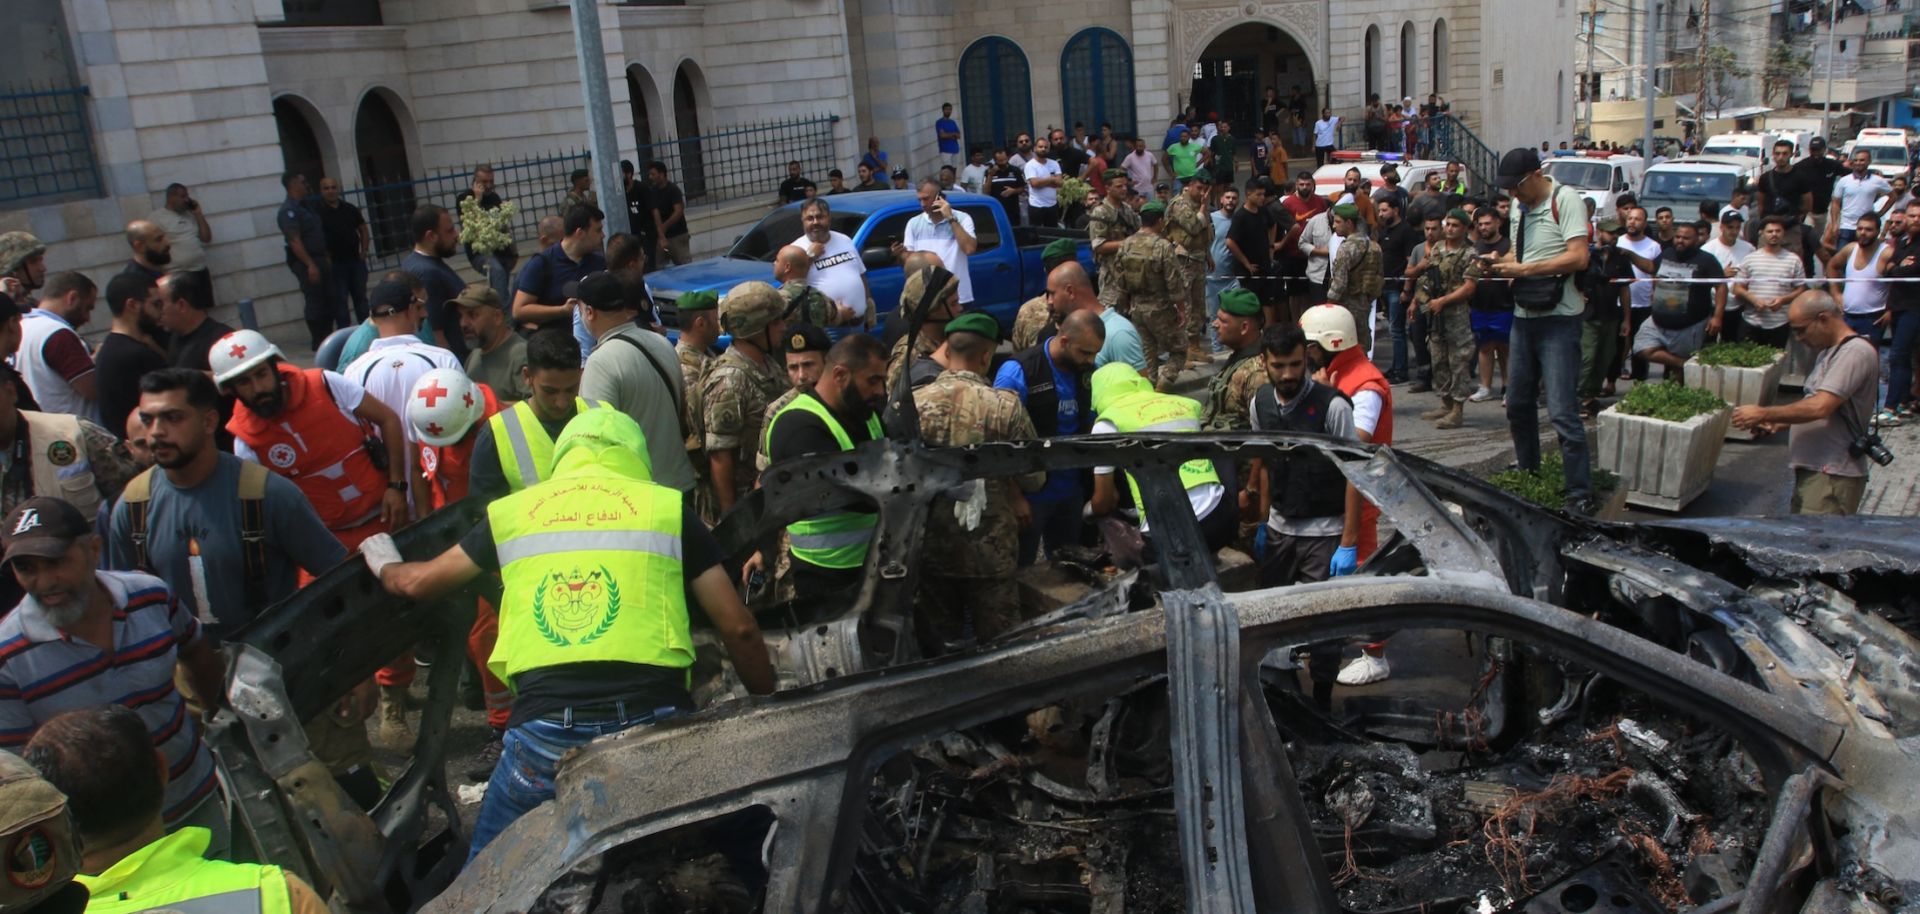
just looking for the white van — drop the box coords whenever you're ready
[1848,129,1911,179]
[1638,155,1764,225]
[1311,151,1450,200]
[1703,132,1781,165]
[1541,152,1645,221]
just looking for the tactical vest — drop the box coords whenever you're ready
[762,393,882,570]
[226,364,385,530]
[486,397,603,492]
[76,828,292,914]
[420,383,503,510]
[19,410,99,517]
[1251,382,1350,520]
[1202,348,1260,430]
[486,471,689,688]
[1098,388,1221,520]
[1013,343,1088,437]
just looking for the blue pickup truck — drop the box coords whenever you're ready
[646,191,1095,331]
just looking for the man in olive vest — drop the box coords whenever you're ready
[27,706,328,913]
[466,329,598,500]
[755,334,890,599]
[365,409,776,862]
[1087,363,1236,559]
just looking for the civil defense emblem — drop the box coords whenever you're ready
[531,566,621,647]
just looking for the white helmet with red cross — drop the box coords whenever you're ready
[209,329,283,386]
[407,368,484,447]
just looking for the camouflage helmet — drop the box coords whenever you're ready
[720,281,784,338]
[898,266,960,318]
[0,232,45,277]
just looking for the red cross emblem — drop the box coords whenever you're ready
[417,381,450,407]
[228,343,248,359]
[425,422,444,436]
[462,391,474,408]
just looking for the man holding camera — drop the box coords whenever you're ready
[1731,291,1884,516]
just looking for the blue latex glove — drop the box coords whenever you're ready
[1254,525,1268,560]
[1329,545,1358,577]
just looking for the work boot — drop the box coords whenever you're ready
[1420,397,1453,421]
[1435,401,1465,429]
[464,730,505,782]
[376,684,414,750]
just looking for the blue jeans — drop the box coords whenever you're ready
[466,704,681,865]
[1507,315,1593,504]
[1383,288,1408,377]
[334,258,369,323]
[1888,309,1920,411]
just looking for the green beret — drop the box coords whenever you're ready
[1103,167,1127,180]
[1446,207,1472,223]
[1332,203,1360,220]
[1218,287,1262,317]
[1042,238,1078,262]
[1139,200,1167,216]
[944,311,1001,342]
[677,290,718,311]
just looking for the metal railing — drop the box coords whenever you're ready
[331,114,841,274]
[1331,114,1490,184]
[0,83,103,209]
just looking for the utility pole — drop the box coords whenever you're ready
[1643,0,1659,158]
[568,0,631,237]
[1696,0,1711,124]
[1820,0,1839,140]
[1585,0,1599,135]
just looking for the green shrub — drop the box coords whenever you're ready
[1488,455,1619,511]
[1615,381,1727,423]
[1694,340,1783,368]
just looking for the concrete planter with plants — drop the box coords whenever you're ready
[1683,341,1786,441]
[1594,383,1731,511]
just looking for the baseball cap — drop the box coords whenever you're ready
[452,284,503,311]
[1595,217,1623,234]
[0,751,86,914]
[1,498,92,567]
[567,272,629,312]
[1494,147,1542,190]
[1719,206,1745,223]
[368,280,415,317]
[891,168,909,180]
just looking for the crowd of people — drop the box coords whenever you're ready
[0,99,1902,907]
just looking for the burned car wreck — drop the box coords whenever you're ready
[206,430,1920,914]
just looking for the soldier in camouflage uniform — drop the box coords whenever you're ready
[1200,288,1268,432]
[1011,238,1083,351]
[774,244,849,326]
[1325,202,1384,356]
[912,313,1044,648]
[1165,174,1216,363]
[674,290,721,523]
[1408,208,1478,429]
[1087,170,1142,312]
[1112,201,1189,390]
[889,265,962,391]
[700,281,791,513]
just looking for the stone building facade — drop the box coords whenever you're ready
[3,0,1571,340]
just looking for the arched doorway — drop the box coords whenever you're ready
[673,62,707,200]
[1432,20,1450,94]
[272,95,330,189]
[1364,25,1381,101]
[1400,22,1417,99]
[958,37,1032,157]
[1061,28,1135,140]
[627,64,661,166]
[1191,23,1312,136]
[354,89,416,258]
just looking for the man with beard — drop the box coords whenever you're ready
[400,204,470,363]
[343,280,464,454]
[213,327,412,743]
[754,334,889,599]
[17,272,100,421]
[1620,220,1726,374]
[456,284,530,401]
[1024,136,1066,228]
[792,197,874,329]
[149,182,214,311]
[0,498,231,856]
[996,309,1105,565]
[95,273,170,437]
[119,220,171,284]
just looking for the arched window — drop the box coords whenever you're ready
[1061,28,1136,140]
[1432,19,1450,94]
[1400,22,1416,98]
[1364,26,1381,100]
[959,37,1033,157]
[674,62,707,199]
[354,89,415,257]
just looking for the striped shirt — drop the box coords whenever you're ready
[1736,247,1805,329]
[0,571,217,825]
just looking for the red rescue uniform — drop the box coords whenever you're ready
[1324,346,1393,562]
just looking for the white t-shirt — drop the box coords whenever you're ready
[341,337,464,443]
[903,209,977,303]
[1024,158,1063,208]
[959,163,988,194]
[1351,389,1384,437]
[792,231,869,316]
[1313,117,1340,147]
[15,309,96,421]
[1832,172,1892,229]
[233,370,365,463]
[1200,123,1220,143]
[1122,150,1157,188]
[1701,235,1755,308]
[1090,419,1225,532]
[1619,234,1663,310]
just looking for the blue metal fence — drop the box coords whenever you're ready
[0,83,103,208]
